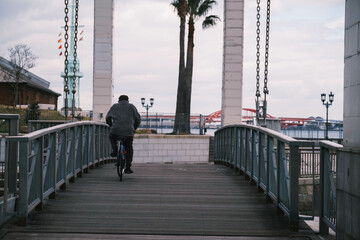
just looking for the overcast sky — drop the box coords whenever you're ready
[0,0,345,120]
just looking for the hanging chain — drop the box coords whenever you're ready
[64,0,70,119]
[64,0,69,97]
[72,0,79,96]
[263,0,271,98]
[255,0,261,99]
[255,0,261,121]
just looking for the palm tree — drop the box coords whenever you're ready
[172,0,220,134]
[171,0,187,134]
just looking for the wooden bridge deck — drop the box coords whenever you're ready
[1,163,315,239]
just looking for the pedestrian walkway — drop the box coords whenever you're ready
[1,163,317,239]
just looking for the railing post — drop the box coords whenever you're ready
[83,125,89,172]
[97,125,101,164]
[258,132,265,190]
[266,136,274,202]
[224,128,228,164]
[231,127,237,169]
[49,132,57,199]
[319,145,330,234]
[245,128,251,178]
[77,125,83,177]
[251,130,257,184]
[17,140,29,226]
[61,128,68,190]
[70,127,76,182]
[36,136,45,211]
[91,124,96,168]
[8,116,19,195]
[276,141,285,213]
[235,127,239,169]
[289,144,300,231]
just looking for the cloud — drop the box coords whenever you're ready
[0,0,345,120]
[242,0,344,119]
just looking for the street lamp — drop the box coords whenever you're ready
[141,98,154,128]
[321,91,334,139]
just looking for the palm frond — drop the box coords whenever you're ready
[202,15,220,29]
[171,0,181,16]
[197,0,218,17]
[188,0,201,14]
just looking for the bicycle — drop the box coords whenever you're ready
[116,138,126,181]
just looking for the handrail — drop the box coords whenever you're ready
[319,140,342,234]
[214,124,314,231]
[219,124,295,143]
[319,140,342,150]
[28,120,70,133]
[0,114,19,227]
[5,121,112,226]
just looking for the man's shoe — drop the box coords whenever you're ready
[110,151,117,157]
[124,168,133,174]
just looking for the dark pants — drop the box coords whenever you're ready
[110,134,134,168]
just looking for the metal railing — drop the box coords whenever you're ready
[297,147,336,178]
[0,114,19,227]
[28,120,69,133]
[4,121,111,226]
[281,129,343,140]
[319,140,341,234]
[214,124,314,231]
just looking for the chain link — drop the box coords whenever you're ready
[263,0,271,98]
[255,0,261,99]
[64,0,69,96]
[72,0,79,96]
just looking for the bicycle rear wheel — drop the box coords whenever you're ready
[116,160,123,181]
[117,144,126,181]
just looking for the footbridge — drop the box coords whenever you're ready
[0,118,339,239]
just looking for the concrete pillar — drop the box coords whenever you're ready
[221,0,244,126]
[93,0,114,122]
[338,0,360,239]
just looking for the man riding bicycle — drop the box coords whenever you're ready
[106,95,141,174]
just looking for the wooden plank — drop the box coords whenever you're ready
[2,163,313,239]
[2,232,311,240]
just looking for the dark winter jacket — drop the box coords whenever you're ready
[105,100,141,137]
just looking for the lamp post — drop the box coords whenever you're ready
[141,98,154,128]
[321,92,334,139]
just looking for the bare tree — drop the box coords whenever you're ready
[5,44,37,107]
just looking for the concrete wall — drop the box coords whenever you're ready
[221,0,244,126]
[343,0,360,149]
[93,0,114,122]
[338,1,360,239]
[133,135,211,163]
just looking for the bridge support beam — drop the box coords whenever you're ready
[93,0,114,122]
[338,1,360,239]
[221,0,244,126]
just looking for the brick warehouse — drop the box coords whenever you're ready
[0,56,60,109]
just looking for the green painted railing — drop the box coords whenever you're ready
[4,121,111,226]
[319,140,341,234]
[214,124,314,231]
[0,114,19,227]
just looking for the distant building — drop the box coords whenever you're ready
[0,56,61,109]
